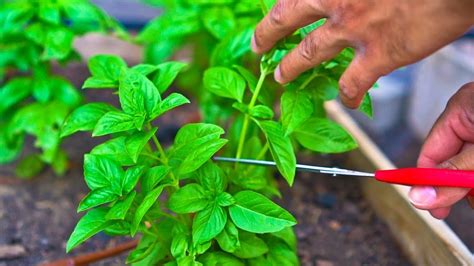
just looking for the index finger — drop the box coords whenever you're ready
[252,0,329,54]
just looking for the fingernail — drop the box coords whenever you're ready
[251,35,258,52]
[409,186,437,206]
[274,66,283,84]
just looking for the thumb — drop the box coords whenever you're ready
[409,145,474,219]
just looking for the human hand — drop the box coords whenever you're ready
[409,82,474,219]
[252,0,474,108]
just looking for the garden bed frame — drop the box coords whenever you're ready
[326,101,473,265]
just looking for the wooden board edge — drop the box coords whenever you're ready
[325,101,473,265]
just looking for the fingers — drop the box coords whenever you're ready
[338,55,385,109]
[410,143,474,219]
[409,186,469,212]
[418,83,474,168]
[252,0,328,54]
[275,24,348,84]
[428,207,452,220]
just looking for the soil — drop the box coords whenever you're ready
[0,64,410,265]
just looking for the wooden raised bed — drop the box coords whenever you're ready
[326,101,474,265]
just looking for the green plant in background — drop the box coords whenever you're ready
[137,0,262,123]
[0,0,127,177]
[138,0,372,124]
[63,54,298,265]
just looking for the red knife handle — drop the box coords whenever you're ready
[375,168,474,196]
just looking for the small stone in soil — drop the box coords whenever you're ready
[0,245,26,259]
[328,220,341,231]
[316,259,335,266]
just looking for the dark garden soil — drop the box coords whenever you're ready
[0,64,411,266]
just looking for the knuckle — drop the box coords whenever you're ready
[298,35,319,62]
[269,0,288,28]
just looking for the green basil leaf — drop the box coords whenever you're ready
[168,184,209,214]
[233,65,273,106]
[90,136,134,166]
[195,241,212,255]
[153,61,187,94]
[15,154,45,179]
[308,76,339,101]
[119,69,160,117]
[229,190,296,233]
[151,92,190,118]
[142,166,170,193]
[199,252,244,266]
[202,7,235,40]
[83,154,124,191]
[232,102,248,114]
[233,231,269,259]
[174,123,224,146]
[170,124,228,175]
[359,93,373,118]
[52,149,68,176]
[106,191,137,220]
[216,192,234,207]
[66,208,112,252]
[78,187,118,212]
[171,233,189,259]
[250,105,274,120]
[50,77,82,107]
[125,128,157,163]
[203,67,245,102]
[39,2,60,24]
[0,78,32,114]
[131,64,159,76]
[272,227,297,251]
[264,235,299,266]
[42,26,74,60]
[121,165,146,195]
[281,89,313,135]
[210,28,253,67]
[192,203,227,245]
[126,236,162,264]
[216,221,240,253]
[174,138,228,176]
[61,103,117,138]
[131,185,167,236]
[83,77,118,89]
[177,256,203,266]
[92,111,143,137]
[257,121,296,185]
[194,162,226,194]
[294,118,358,153]
[88,54,127,84]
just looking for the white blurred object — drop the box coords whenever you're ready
[350,75,409,134]
[408,40,474,140]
